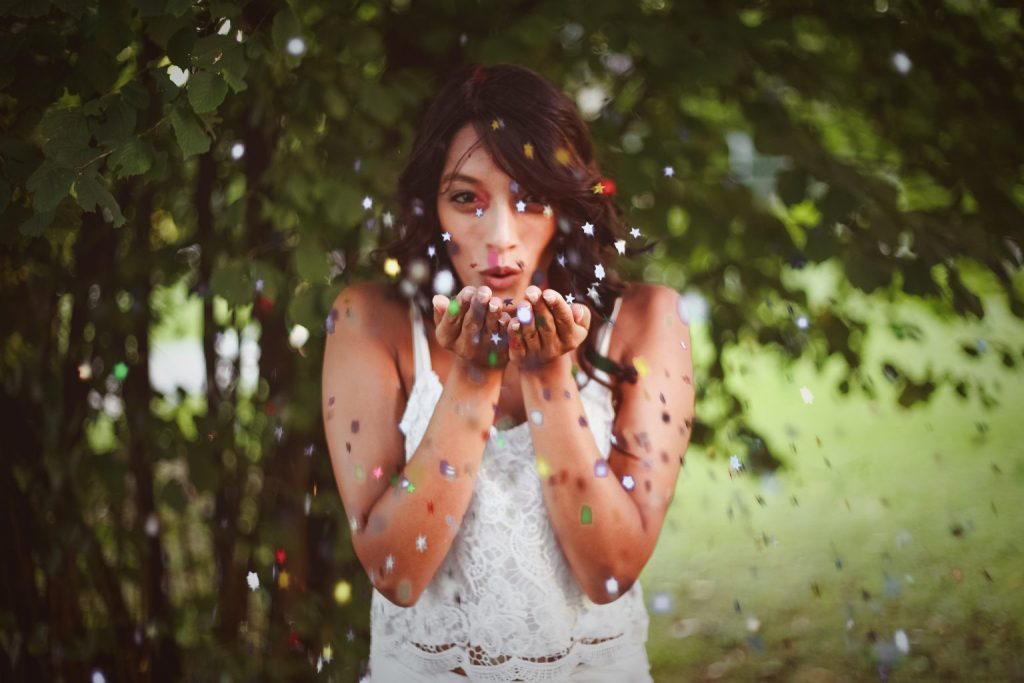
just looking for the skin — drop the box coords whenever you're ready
[322,123,695,677]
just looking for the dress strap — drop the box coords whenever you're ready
[598,296,624,358]
[409,302,433,379]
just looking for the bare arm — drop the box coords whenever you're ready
[512,284,694,604]
[323,284,506,607]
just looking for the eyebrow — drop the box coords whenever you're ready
[440,172,480,187]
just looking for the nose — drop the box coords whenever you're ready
[484,199,517,253]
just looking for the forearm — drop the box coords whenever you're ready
[521,354,644,604]
[360,358,502,606]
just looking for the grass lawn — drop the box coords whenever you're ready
[643,270,1024,682]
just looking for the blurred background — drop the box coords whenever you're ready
[2,1,1023,681]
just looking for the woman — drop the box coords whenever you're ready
[322,64,694,682]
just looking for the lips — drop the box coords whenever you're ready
[479,266,521,277]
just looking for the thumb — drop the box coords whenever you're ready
[571,303,589,327]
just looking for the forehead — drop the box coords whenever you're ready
[442,124,503,179]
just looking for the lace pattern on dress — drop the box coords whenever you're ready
[373,299,649,682]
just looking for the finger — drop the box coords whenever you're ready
[541,288,574,346]
[460,286,491,348]
[527,286,556,351]
[507,318,525,362]
[515,301,541,354]
[571,302,592,335]
[432,295,449,328]
[437,286,475,347]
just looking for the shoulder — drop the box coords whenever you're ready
[616,282,680,340]
[329,281,410,343]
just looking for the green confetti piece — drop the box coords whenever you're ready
[448,299,461,316]
[114,362,128,380]
[581,505,592,525]
[406,482,416,493]
[354,464,364,481]
[488,350,498,366]
[389,474,400,488]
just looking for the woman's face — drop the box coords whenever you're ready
[437,124,557,299]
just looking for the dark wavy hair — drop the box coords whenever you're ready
[373,63,643,403]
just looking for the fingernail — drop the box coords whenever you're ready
[489,299,499,312]
[542,290,557,303]
[526,288,539,303]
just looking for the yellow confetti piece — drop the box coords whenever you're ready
[323,645,333,663]
[536,456,551,478]
[523,142,534,159]
[633,356,650,378]
[333,580,352,604]
[278,570,290,589]
[491,119,501,130]
[592,182,605,194]
[384,258,400,277]
[555,147,571,164]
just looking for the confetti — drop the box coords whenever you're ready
[536,456,551,478]
[594,460,609,477]
[651,592,672,614]
[382,211,393,228]
[334,580,352,604]
[323,645,333,663]
[515,200,526,213]
[278,570,290,588]
[894,629,910,653]
[614,240,626,255]
[730,455,743,471]
[372,466,383,480]
[557,253,566,267]
[384,554,395,572]
[605,577,619,596]
[384,258,400,277]
[663,166,674,177]
[530,410,544,426]
[630,227,641,239]
[475,207,484,217]
[543,204,553,217]
[581,221,595,236]
[580,505,592,524]
[622,475,636,490]
[427,244,436,258]
[800,387,814,404]
[592,182,605,194]
[246,571,259,591]
[491,332,501,345]
[416,534,427,552]
[442,232,451,241]
[555,147,571,164]
[517,306,533,325]
[288,324,309,349]
[362,196,373,210]
[440,459,456,479]
[566,293,575,304]
[523,142,534,158]
[435,269,454,296]
[594,263,605,280]
[633,356,649,378]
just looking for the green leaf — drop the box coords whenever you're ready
[210,261,253,307]
[93,96,137,146]
[74,174,125,226]
[187,70,228,113]
[169,106,211,159]
[167,25,197,67]
[271,8,302,52]
[165,0,191,18]
[26,161,76,212]
[294,238,330,283]
[108,137,154,178]
[19,209,56,237]
[249,260,287,302]
[120,81,150,109]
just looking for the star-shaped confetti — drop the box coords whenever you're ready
[663,166,674,177]
[543,204,553,217]
[427,244,436,258]
[384,554,394,572]
[475,207,484,217]
[416,534,427,552]
[246,571,259,591]
[372,466,383,480]
[565,293,575,304]
[587,285,600,303]
[606,577,619,595]
[614,239,626,255]
[592,182,605,194]
[491,119,501,130]
[523,142,534,159]
[382,211,393,228]
[491,332,501,345]
[384,258,400,277]
[362,196,373,210]
[730,455,743,471]
[557,253,566,267]
[594,263,605,280]
[323,645,334,663]
[515,200,526,213]
[630,227,641,239]
[581,222,594,236]
[442,232,452,242]
[621,475,636,491]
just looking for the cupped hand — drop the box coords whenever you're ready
[432,286,516,371]
[507,285,591,371]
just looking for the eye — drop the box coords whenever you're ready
[520,195,548,212]
[450,191,476,204]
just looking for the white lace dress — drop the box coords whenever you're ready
[364,298,652,682]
